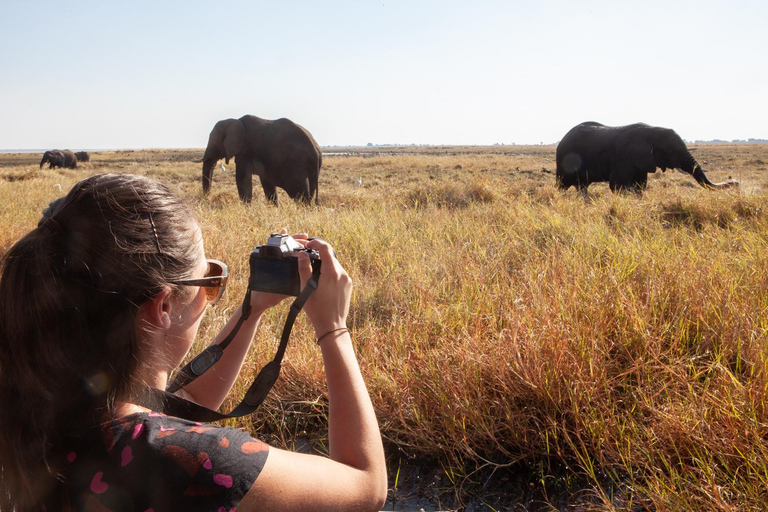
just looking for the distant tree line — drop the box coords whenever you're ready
[691,138,768,144]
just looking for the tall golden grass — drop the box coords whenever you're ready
[2,145,767,509]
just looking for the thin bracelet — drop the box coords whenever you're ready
[316,327,349,345]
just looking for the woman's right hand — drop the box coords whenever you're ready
[296,238,351,337]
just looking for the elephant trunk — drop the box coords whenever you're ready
[679,150,722,189]
[690,164,740,189]
[691,164,716,188]
[202,158,216,193]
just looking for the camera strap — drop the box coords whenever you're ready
[136,266,320,422]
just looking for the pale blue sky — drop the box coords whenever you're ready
[1,0,765,149]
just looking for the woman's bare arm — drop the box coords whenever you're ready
[175,296,274,410]
[240,239,387,510]
[241,331,387,511]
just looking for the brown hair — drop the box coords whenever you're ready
[0,174,200,510]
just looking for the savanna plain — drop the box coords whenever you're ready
[1,145,767,511]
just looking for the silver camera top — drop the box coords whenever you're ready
[266,233,302,253]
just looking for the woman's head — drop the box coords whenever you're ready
[0,173,201,507]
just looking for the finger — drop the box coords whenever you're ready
[296,250,313,288]
[250,290,288,310]
[279,228,288,235]
[306,239,338,267]
[306,238,342,275]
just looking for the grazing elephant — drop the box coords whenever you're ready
[556,122,738,195]
[74,151,90,163]
[40,150,64,169]
[40,149,77,169]
[201,115,321,205]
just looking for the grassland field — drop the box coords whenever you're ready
[1,145,767,511]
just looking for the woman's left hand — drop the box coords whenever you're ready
[249,289,288,312]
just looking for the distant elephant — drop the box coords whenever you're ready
[74,151,90,163]
[556,122,738,195]
[40,149,77,169]
[40,150,64,169]
[201,115,321,205]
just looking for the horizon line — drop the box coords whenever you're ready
[3,138,768,154]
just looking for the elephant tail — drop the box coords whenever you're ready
[310,172,320,205]
[313,152,321,205]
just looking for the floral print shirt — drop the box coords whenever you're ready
[63,412,269,512]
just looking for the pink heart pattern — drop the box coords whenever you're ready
[67,412,268,509]
[121,446,133,467]
[213,474,233,488]
[90,471,108,494]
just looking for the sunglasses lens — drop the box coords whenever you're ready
[206,261,223,279]
[205,287,220,303]
[203,260,227,304]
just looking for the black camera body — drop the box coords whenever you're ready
[249,234,321,296]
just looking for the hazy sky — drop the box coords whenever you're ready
[1,0,766,149]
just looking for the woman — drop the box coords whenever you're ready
[0,174,387,511]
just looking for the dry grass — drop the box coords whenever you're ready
[2,144,768,510]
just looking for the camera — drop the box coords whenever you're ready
[249,234,321,296]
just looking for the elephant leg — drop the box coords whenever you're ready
[576,183,589,201]
[611,164,647,195]
[610,181,643,196]
[299,177,312,204]
[260,180,279,206]
[609,165,631,193]
[235,161,253,203]
[632,175,647,195]
[284,176,312,204]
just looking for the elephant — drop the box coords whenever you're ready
[40,149,77,169]
[201,115,322,205]
[555,122,738,196]
[74,151,90,163]
[40,150,64,169]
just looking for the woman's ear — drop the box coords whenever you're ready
[138,288,173,330]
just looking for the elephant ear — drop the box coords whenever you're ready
[616,131,655,172]
[647,127,692,172]
[223,120,245,159]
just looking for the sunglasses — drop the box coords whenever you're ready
[169,259,229,304]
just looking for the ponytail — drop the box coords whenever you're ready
[0,174,200,510]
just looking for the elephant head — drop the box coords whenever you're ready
[40,150,64,169]
[642,127,738,189]
[202,119,245,193]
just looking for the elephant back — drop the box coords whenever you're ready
[256,118,321,168]
[61,150,78,169]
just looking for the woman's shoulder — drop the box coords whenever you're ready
[110,411,270,459]
[64,412,270,511]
